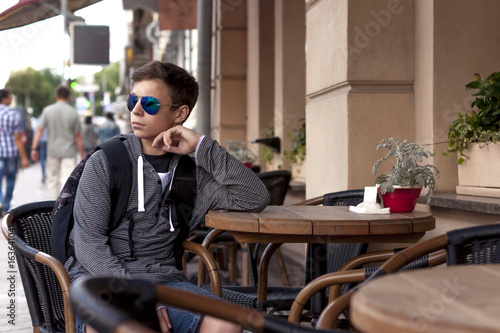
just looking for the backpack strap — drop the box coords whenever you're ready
[171,155,197,270]
[98,138,132,231]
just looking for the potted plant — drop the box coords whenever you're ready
[444,72,500,193]
[373,138,440,212]
[283,121,306,180]
[445,72,500,164]
[225,140,257,169]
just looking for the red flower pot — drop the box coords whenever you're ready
[378,186,422,213]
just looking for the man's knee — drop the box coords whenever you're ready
[200,315,242,333]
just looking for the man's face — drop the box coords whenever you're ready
[129,79,182,142]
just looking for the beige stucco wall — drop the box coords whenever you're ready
[306,0,414,198]
[306,0,500,198]
[213,0,247,144]
[429,0,500,192]
[247,0,275,161]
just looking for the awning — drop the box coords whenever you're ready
[0,0,102,31]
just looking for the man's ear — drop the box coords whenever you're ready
[175,105,189,124]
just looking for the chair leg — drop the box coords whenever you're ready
[228,243,239,284]
[241,243,250,286]
[275,247,289,286]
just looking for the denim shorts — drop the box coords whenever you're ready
[75,281,220,333]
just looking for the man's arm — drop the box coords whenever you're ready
[30,126,44,162]
[74,132,86,159]
[13,132,29,168]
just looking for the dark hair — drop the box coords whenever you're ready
[0,87,12,102]
[105,112,115,121]
[84,116,92,124]
[131,61,199,120]
[56,85,71,99]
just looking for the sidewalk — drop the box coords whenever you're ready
[0,161,49,332]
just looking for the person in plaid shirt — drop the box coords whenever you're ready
[0,88,29,213]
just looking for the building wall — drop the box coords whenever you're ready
[213,0,247,143]
[306,0,414,198]
[305,0,500,198]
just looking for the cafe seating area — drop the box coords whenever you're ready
[3,195,500,332]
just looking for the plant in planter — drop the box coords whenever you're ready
[444,72,500,164]
[283,121,306,177]
[225,140,257,168]
[373,138,440,212]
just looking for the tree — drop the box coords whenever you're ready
[6,67,61,117]
[94,61,120,116]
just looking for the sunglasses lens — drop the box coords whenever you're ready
[141,96,160,115]
[127,94,138,112]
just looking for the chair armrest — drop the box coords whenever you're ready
[155,283,332,333]
[182,240,222,297]
[316,290,356,330]
[1,212,13,241]
[197,228,228,284]
[316,236,450,330]
[288,269,366,323]
[14,235,75,333]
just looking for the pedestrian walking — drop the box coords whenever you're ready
[82,115,99,154]
[0,88,30,213]
[98,112,120,143]
[31,85,85,199]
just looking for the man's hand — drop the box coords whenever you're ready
[31,149,39,162]
[156,307,172,333]
[20,156,29,168]
[152,125,202,155]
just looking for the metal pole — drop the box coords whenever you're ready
[196,0,212,136]
[60,0,68,84]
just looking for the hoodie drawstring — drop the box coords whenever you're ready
[137,156,145,211]
[137,155,177,232]
[168,166,176,232]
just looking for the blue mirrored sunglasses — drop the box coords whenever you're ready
[127,94,179,115]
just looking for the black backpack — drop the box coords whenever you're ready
[51,137,197,269]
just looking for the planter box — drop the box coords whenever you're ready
[457,142,500,198]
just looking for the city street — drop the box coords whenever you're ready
[0,161,49,332]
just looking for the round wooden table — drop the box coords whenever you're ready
[205,205,435,317]
[205,205,435,244]
[351,265,500,333]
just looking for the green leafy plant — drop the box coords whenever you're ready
[373,138,440,204]
[283,121,306,167]
[445,72,500,164]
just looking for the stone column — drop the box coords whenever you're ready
[213,0,247,143]
[247,0,275,164]
[305,0,415,197]
[274,0,306,171]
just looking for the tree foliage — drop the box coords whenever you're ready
[94,62,120,115]
[6,67,61,117]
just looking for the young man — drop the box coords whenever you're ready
[67,61,270,333]
[31,86,86,199]
[0,88,29,213]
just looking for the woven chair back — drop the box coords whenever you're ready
[257,170,291,205]
[446,223,500,265]
[10,201,66,332]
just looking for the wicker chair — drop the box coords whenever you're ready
[1,201,222,333]
[314,222,500,330]
[70,276,350,333]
